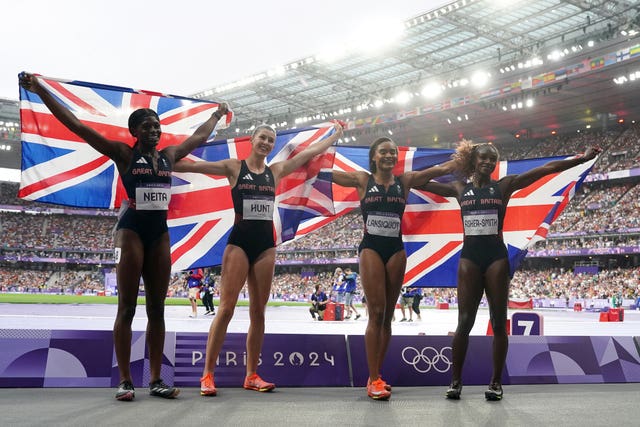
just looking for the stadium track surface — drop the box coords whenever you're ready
[2,304,639,426]
[2,303,639,336]
[2,383,639,427]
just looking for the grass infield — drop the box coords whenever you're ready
[0,293,309,307]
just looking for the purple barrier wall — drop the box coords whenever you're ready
[0,329,176,388]
[0,330,113,387]
[173,332,351,387]
[1,330,640,387]
[506,336,640,384]
[348,335,502,386]
[349,335,640,386]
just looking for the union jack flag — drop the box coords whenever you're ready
[19,76,594,281]
[402,156,596,287]
[169,125,340,271]
[18,74,231,208]
[288,147,594,287]
[280,145,454,252]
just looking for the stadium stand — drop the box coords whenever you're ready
[1,124,639,307]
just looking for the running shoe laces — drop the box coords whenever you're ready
[200,372,217,396]
[149,379,180,399]
[115,380,135,401]
[484,383,503,401]
[445,381,462,400]
[367,378,391,400]
[243,374,276,392]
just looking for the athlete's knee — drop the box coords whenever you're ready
[368,306,385,324]
[116,304,137,324]
[456,313,476,335]
[490,316,508,335]
[216,305,236,323]
[248,307,266,322]
[145,301,165,322]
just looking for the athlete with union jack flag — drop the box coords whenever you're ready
[422,141,601,402]
[19,72,229,402]
[175,121,343,397]
[330,136,455,400]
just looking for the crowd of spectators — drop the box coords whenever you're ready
[1,211,115,251]
[547,181,640,234]
[3,262,637,310]
[278,214,363,251]
[0,268,104,294]
[509,266,639,301]
[2,125,640,304]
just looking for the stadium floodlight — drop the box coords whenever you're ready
[270,66,286,76]
[373,99,384,108]
[394,91,412,105]
[471,71,490,87]
[421,82,442,99]
[613,76,628,85]
[547,50,563,61]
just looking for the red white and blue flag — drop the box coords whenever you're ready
[401,155,596,287]
[19,76,594,283]
[168,125,340,271]
[289,148,594,287]
[18,74,342,271]
[18,75,231,208]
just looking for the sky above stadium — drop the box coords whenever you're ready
[2,0,451,100]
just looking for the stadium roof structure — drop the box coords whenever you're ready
[2,0,640,171]
[196,0,640,148]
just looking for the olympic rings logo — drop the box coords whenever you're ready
[401,346,453,373]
